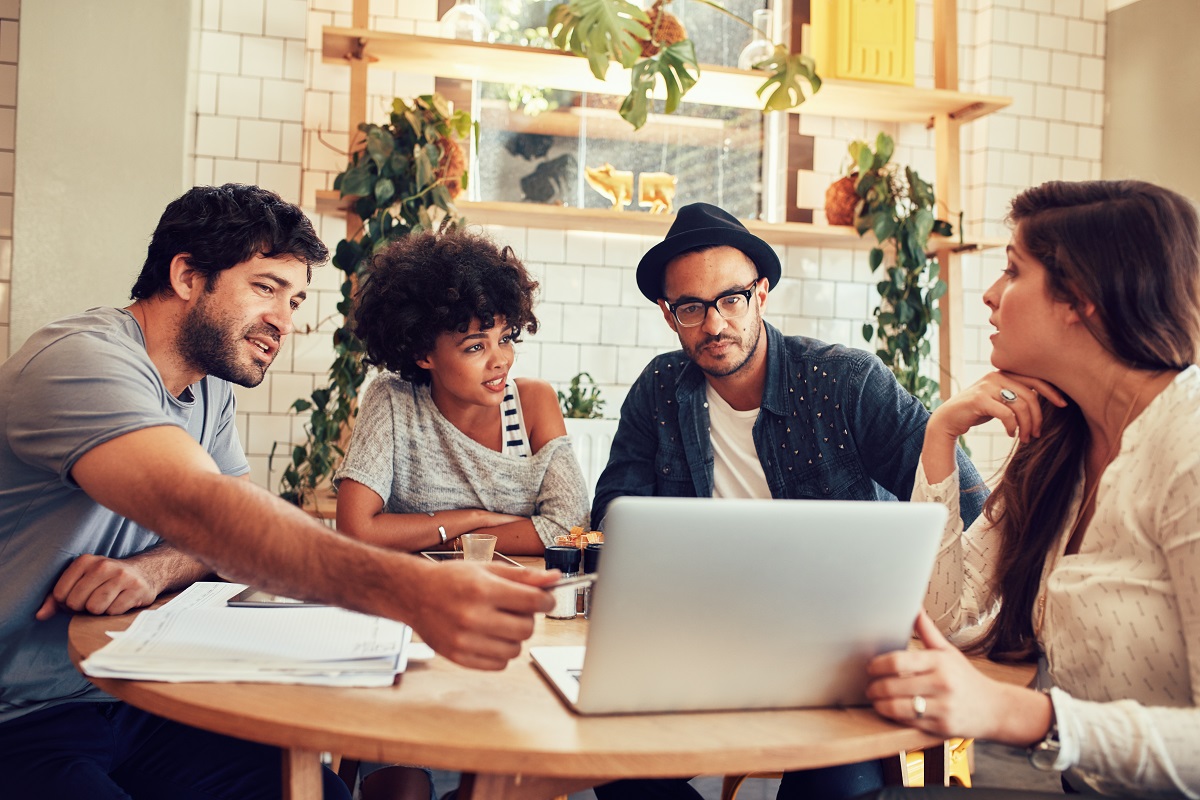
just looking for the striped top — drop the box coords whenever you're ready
[334,374,590,546]
[501,381,532,457]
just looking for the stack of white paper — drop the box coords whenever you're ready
[81,582,411,687]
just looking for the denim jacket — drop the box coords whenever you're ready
[591,322,986,527]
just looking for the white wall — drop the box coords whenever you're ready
[11,0,194,345]
[0,0,17,362]
[1102,0,1200,202]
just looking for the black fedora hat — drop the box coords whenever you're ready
[636,203,781,302]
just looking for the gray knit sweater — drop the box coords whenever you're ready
[334,374,590,546]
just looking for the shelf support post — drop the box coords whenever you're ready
[346,0,369,241]
[932,0,962,402]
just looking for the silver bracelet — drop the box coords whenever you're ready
[437,525,448,545]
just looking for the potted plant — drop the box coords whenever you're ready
[851,132,953,410]
[273,94,476,508]
[558,371,619,497]
[546,0,821,129]
[557,371,607,419]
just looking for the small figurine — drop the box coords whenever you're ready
[585,163,634,211]
[638,172,677,214]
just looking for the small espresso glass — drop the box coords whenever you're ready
[461,533,498,563]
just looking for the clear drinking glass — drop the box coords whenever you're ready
[461,533,498,562]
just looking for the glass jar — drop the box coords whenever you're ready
[737,8,774,71]
[440,0,491,42]
[544,546,582,619]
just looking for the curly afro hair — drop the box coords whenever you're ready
[352,228,540,385]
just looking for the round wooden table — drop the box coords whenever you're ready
[69,602,1034,800]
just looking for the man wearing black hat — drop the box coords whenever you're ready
[590,203,985,800]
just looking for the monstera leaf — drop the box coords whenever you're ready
[751,45,822,112]
[548,0,649,79]
[618,40,699,130]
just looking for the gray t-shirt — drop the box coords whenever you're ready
[0,307,248,723]
[334,375,590,546]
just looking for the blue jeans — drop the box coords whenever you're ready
[0,701,351,800]
[593,759,884,800]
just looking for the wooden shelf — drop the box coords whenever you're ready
[313,191,1003,253]
[322,28,1010,125]
[478,100,729,147]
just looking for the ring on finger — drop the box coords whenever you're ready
[912,694,927,719]
[999,388,1018,404]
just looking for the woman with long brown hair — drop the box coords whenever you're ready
[864,180,1200,797]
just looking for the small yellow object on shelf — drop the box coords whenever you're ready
[638,172,677,215]
[585,163,634,211]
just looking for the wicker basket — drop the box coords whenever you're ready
[824,175,859,227]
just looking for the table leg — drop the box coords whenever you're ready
[282,748,325,800]
[457,772,603,800]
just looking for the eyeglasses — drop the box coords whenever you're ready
[665,281,760,328]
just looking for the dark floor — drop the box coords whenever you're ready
[429,741,1064,799]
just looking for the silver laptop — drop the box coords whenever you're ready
[531,496,947,715]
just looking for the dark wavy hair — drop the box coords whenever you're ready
[130,184,328,299]
[973,180,1200,662]
[352,228,540,384]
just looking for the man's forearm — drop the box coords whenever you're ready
[72,427,432,624]
[140,472,431,622]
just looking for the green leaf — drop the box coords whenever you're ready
[868,248,884,271]
[872,214,896,243]
[912,207,935,247]
[415,144,435,188]
[862,323,874,343]
[618,41,699,128]
[365,127,394,169]
[929,279,948,301]
[339,166,373,197]
[874,132,894,167]
[856,145,874,175]
[332,239,363,275]
[751,46,822,113]
[548,0,650,79]
[374,177,395,206]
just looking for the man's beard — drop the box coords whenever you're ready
[681,312,763,378]
[180,293,278,388]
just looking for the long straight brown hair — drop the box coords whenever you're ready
[971,180,1200,662]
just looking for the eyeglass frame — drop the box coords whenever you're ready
[663,279,763,328]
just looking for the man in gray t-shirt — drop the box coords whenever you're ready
[0,185,557,798]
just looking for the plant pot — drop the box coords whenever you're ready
[825,174,859,226]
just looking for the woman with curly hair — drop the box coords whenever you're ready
[334,228,589,558]
[862,180,1200,799]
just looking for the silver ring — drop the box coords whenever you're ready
[912,694,927,719]
[999,388,1018,404]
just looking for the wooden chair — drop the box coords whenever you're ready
[719,739,974,800]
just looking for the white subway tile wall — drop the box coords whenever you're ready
[0,7,13,361]
[189,0,1106,492]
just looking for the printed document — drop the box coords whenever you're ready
[81,582,411,687]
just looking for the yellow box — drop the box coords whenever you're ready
[809,0,916,86]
